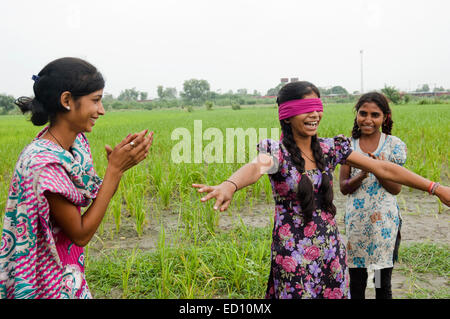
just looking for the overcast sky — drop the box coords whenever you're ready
[1,0,449,98]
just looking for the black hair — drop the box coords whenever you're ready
[277,81,335,224]
[15,57,105,126]
[351,91,393,139]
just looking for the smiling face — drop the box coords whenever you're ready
[287,92,323,138]
[63,89,105,133]
[356,101,386,136]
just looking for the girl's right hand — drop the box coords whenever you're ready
[105,129,154,175]
[435,185,450,207]
[360,170,369,179]
[192,182,236,212]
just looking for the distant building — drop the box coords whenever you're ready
[405,91,450,97]
[280,77,299,83]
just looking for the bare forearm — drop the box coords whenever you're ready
[373,161,429,191]
[347,152,431,193]
[376,177,402,195]
[341,172,367,195]
[227,162,263,191]
[78,167,122,245]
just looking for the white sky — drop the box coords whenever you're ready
[1,0,449,98]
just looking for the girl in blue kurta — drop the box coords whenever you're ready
[339,92,406,299]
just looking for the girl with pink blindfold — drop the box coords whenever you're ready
[193,81,450,299]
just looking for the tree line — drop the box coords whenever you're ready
[1,80,449,114]
[101,79,276,111]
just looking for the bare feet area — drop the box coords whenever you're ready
[90,184,449,299]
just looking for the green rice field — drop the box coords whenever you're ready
[0,103,449,298]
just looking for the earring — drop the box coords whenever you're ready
[65,106,70,111]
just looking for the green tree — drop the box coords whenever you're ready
[330,85,348,95]
[0,94,16,114]
[319,87,331,95]
[157,85,177,100]
[118,88,140,101]
[237,88,248,95]
[157,85,164,99]
[205,100,213,111]
[180,79,210,104]
[164,87,177,99]
[266,83,284,96]
[252,90,261,96]
[139,92,148,101]
[416,84,430,92]
[381,85,402,104]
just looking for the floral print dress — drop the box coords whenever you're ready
[344,133,407,270]
[258,135,353,299]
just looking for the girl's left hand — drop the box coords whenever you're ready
[435,185,450,207]
[368,152,386,161]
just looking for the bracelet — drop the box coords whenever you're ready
[224,180,238,192]
[430,182,440,195]
[345,178,350,188]
[428,182,435,195]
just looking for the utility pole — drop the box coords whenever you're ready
[360,49,364,94]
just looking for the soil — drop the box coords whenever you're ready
[89,184,449,299]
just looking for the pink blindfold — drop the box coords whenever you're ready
[278,98,323,121]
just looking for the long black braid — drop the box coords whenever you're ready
[280,121,314,222]
[352,92,394,139]
[277,81,336,224]
[280,121,336,224]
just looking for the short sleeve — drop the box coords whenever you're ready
[257,139,281,174]
[37,163,92,207]
[321,135,353,169]
[389,137,407,166]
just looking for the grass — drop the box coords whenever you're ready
[395,242,450,299]
[86,223,272,299]
[398,242,449,277]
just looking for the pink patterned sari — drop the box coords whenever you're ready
[0,127,102,299]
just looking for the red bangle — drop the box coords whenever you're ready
[431,182,440,195]
[428,182,435,195]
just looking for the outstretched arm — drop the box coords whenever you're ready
[340,153,401,196]
[193,153,274,212]
[345,151,450,206]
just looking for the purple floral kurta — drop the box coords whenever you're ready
[258,135,353,299]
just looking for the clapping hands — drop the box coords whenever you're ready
[105,129,154,174]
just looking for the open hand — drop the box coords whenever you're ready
[192,182,236,212]
[106,129,154,174]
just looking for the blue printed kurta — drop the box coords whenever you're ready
[344,133,407,269]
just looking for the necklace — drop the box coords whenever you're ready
[302,152,315,163]
[47,129,65,150]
